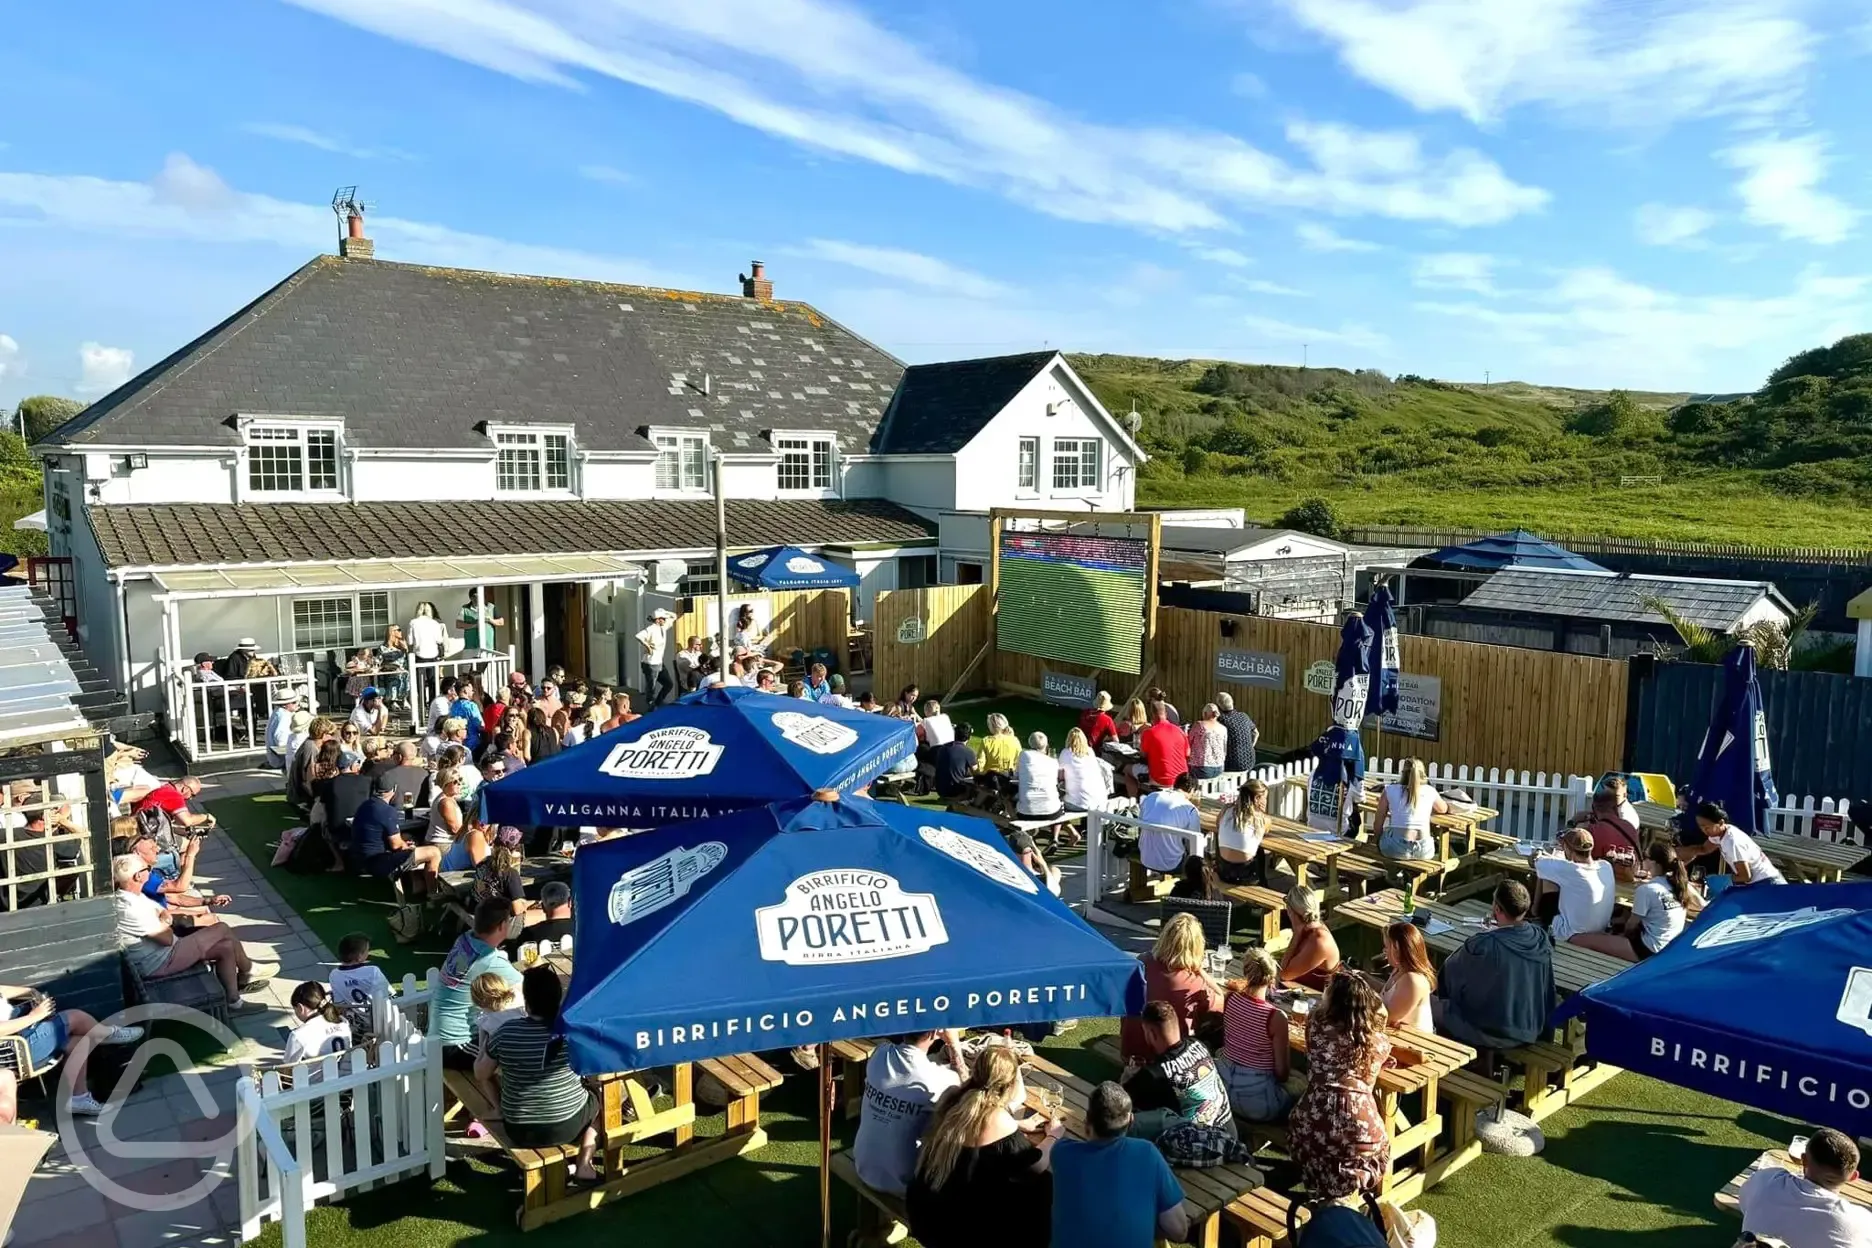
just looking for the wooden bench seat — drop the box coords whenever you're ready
[1226,1186,1300,1248]
[696,1053,782,1135]
[1433,1068,1508,1184]
[831,1148,908,1248]
[1219,883,1291,951]
[443,1068,586,1172]
[828,1037,878,1120]
[1499,1039,1620,1121]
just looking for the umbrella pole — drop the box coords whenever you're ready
[819,1042,833,1248]
[1335,780,1349,838]
[714,449,733,668]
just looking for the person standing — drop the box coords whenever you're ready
[1185,705,1228,781]
[1138,701,1188,791]
[1214,693,1258,774]
[635,610,674,708]
[265,690,300,771]
[459,595,505,653]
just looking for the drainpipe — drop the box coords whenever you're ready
[109,570,132,699]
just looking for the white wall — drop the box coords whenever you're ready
[951,362,1138,514]
[851,554,896,623]
[581,460,657,499]
[84,452,236,504]
[875,459,956,512]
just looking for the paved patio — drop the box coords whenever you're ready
[10,768,336,1248]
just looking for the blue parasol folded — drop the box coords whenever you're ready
[1304,615,1372,831]
[728,545,860,590]
[1688,644,1779,836]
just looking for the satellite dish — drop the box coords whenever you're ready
[653,559,688,593]
[1125,404,1142,435]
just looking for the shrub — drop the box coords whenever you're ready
[1277,497,1346,540]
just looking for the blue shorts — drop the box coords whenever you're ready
[22,1013,68,1067]
[439,839,474,873]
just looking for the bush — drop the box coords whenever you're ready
[1277,497,1346,540]
[1472,425,1517,447]
[1667,402,1724,435]
[1565,390,1642,437]
[1181,446,1209,476]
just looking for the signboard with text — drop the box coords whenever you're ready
[1215,648,1286,690]
[1303,660,1335,697]
[1040,669,1099,709]
[1380,673,1443,741]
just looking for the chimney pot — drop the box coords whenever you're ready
[741,260,773,302]
[348,211,365,239]
[339,209,374,260]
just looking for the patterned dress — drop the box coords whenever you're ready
[1288,1022,1391,1200]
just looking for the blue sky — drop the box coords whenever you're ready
[4,0,1872,411]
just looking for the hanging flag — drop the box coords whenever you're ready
[1304,615,1373,831]
[1362,584,1400,719]
[1688,645,1779,835]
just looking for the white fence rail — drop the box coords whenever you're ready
[406,649,517,724]
[1364,760,1596,845]
[1763,794,1861,842]
[161,650,320,764]
[237,969,444,1245]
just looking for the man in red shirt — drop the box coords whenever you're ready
[1138,701,1188,790]
[134,776,216,831]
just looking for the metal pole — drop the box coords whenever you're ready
[714,450,732,671]
[472,585,486,653]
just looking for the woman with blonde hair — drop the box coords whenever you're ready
[1380,921,1437,1032]
[1120,912,1223,1062]
[1220,947,1293,1121]
[1186,703,1227,780]
[1216,778,1270,886]
[906,1045,1057,1248]
[1059,727,1113,814]
[1278,885,1341,991]
[1288,972,1391,1200]
[1376,757,1447,862]
[1115,697,1149,744]
[976,712,1020,777]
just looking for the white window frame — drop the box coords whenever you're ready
[1050,437,1102,493]
[488,423,577,496]
[290,590,391,651]
[651,429,711,495]
[1017,437,1039,493]
[236,417,346,502]
[773,431,839,496]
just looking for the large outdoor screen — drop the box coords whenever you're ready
[996,530,1148,674]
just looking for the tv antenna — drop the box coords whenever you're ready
[331,186,370,237]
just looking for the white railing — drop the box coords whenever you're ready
[162,651,319,763]
[405,649,516,724]
[1364,760,1595,844]
[1764,794,1860,842]
[237,969,444,1245]
[1084,804,1207,922]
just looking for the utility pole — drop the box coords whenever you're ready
[1303,343,1309,369]
[713,448,732,669]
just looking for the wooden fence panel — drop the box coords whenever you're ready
[672,589,850,668]
[873,585,992,699]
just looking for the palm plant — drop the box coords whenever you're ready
[1644,595,1818,669]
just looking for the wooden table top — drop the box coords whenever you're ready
[1757,832,1868,873]
[1021,1051,1264,1221]
[1715,1148,1872,1215]
[1356,791,1501,831]
[1334,888,1628,996]
[1196,802,1356,863]
[1275,990,1475,1096]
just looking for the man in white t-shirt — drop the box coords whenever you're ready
[916,701,956,750]
[850,1029,967,1196]
[635,610,674,708]
[1739,1127,1872,1248]
[1137,774,1204,874]
[1680,800,1787,886]
[1534,826,1617,944]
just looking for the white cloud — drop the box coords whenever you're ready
[1633,203,1716,247]
[792,239,1012,300]
[1296,222,1379,252]
[1723,133,1857,244]
[1241,314,1389,354]
[241,121,413,160]
[1244,279,1307,296]
[1182,243,1254,269]
[1416,264,1872,388]
[282,0,1547,232]
[1272,0,1815,126]
[0,154,703,288]
[1412,251,1497,295]
[578,163,633,186]
[76,342,133,395]
[0,334,18,381]
[1230,71,1270,99]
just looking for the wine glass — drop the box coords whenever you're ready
[1032,1075,1063,1119]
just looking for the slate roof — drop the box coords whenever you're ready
[88,499,936,569]
[870,351,1058,454]
[45,257,905,454]
[1459,568,1791,632]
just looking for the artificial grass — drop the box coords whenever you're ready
[212,775,1797,1248]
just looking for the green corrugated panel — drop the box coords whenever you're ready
[996,553,1146,674]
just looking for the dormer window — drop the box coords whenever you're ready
[652,430,710,493]
[774,432,836,494]
[238,418,344,499]
[488,423,576,495]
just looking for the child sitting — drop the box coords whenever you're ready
[328,932,392,1010]
[471,971,524,1052]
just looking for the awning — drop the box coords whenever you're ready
[12,510,46,533]
[0,587,90,747]
[152,553,645,600]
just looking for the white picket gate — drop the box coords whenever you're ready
[236,969,444,1246]
[1763,794,1860,842]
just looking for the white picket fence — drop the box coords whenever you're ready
[237,970,444,1247]
[1364,760,1596,845]
[1763,794,1860,842]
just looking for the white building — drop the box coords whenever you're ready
[31,219,1143,755]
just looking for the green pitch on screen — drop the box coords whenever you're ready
[997,536,1146,674]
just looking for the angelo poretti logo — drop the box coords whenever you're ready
[599,726,725,780]
[755,870,948,965]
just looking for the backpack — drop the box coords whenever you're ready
[287,825,337,874]
[1290,1195,1388,1248]
[386,903,425,944]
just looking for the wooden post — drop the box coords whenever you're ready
[819,1043,834,1248]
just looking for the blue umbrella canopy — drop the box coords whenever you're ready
[480,686,914,826]
[729,545,861,590]
[559,794,1147,1072]
[1688,644,1779,836]
[1362,585,1400,719]
[1304,615,1372,831]
[1419,529,1608,574]
[1562,881,1872,1137]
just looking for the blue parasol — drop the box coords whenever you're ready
[480,686,914,827]
[1688,644,1779,836]
[728,545,860,590]
[1304,615,1372,832]
[1419,528,1608,573]
[1560,881,1872,1136]
[1362,584,1400,719]
[559,793,1146,1072]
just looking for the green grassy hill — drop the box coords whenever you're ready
[1070,340,1872,547]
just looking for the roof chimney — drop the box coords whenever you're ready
[332,186,374,260]
[740,260,773,302]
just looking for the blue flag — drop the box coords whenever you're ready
[1305,616,1372,831]
[1689,645,1779,835]
[1362,585,1400,719]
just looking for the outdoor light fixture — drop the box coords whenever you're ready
[126,453,148,470]
[1219,618,1237,638]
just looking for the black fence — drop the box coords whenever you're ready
[1627,657,1872,800]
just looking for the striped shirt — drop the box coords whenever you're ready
[1223,992,1279,1072]
[483,1016,589,1125]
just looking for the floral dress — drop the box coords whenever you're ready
[1288,1022,1391,1200]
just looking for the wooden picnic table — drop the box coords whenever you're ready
[1021,1050,1264,1248]
[1715,1148,1872,1218]
[1754,832,1868,883]
[1333,888,1629,998]
[1478,848,1708,918]
[1197,800,1357,894]
[1356,787,1502,855]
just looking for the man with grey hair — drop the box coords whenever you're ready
[380,741,429,808]
[1214,691,1259,774]
[1049,1080,1189,1246]
[113,853,265,1013]
[507,880,574,957]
